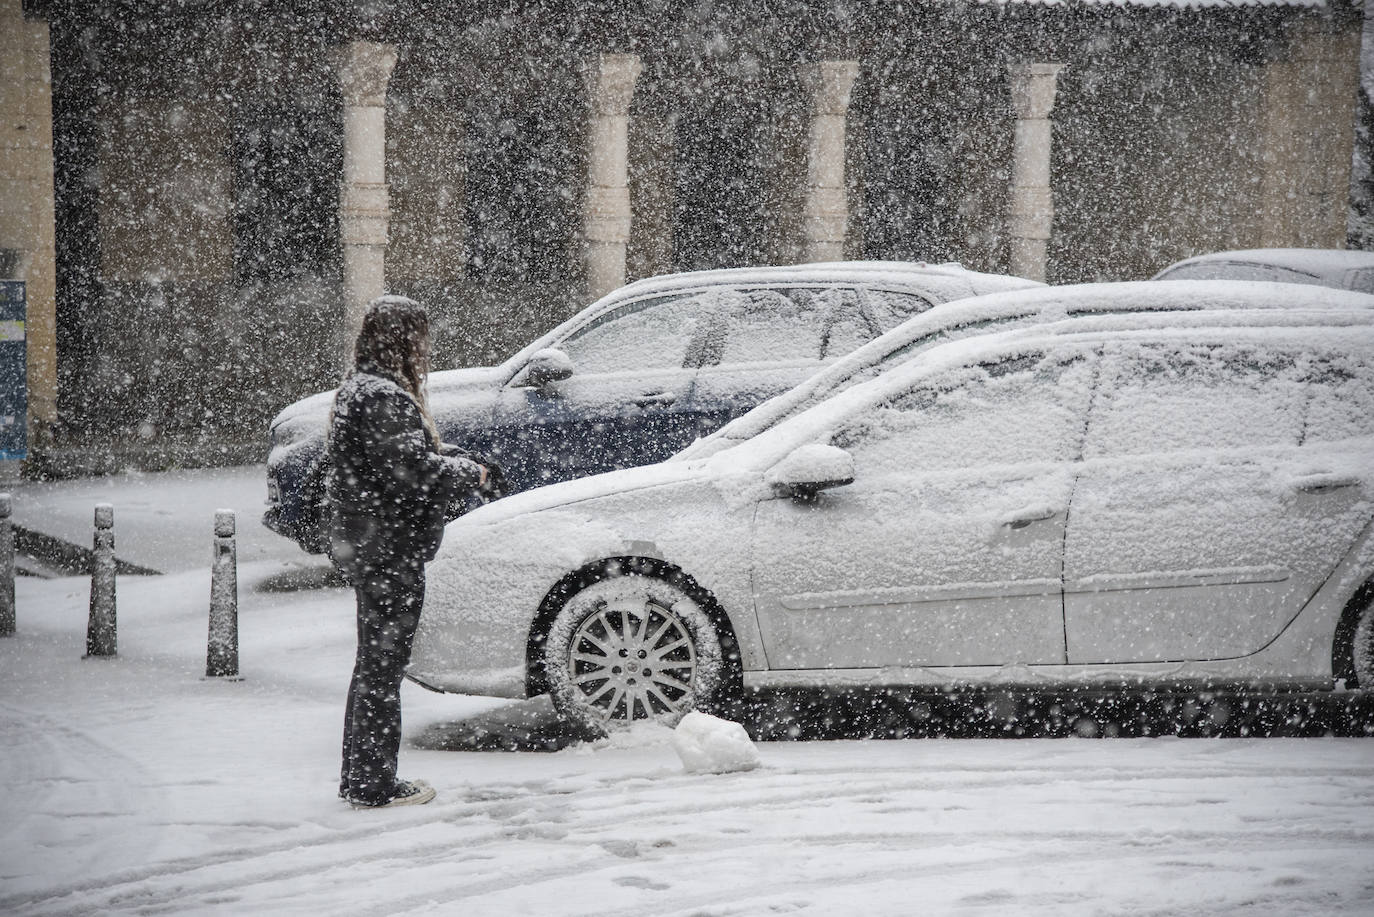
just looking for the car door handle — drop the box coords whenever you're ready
[1002,506,1059,530]
[1293,473,1361,494]
[633,391,677,408]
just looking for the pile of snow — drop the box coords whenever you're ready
[672,711,762,774]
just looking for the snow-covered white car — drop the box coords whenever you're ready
[675,280,1374,461]
[1153,248,1374,292]
[264,261,1040,552]
[409,298,1374,732]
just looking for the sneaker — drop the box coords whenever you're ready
[349,778,435,809]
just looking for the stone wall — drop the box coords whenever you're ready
[1052,16,1273,282]
[26,0,1368,468]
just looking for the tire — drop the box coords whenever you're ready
[1353,596,1374,689]
[544,571,726,733]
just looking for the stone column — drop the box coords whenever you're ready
[336,41,398,350]
[583,53,642,303]
[1007,62,1064,283]
[0,2,57,441]
[802,61,860,264]
[1258,22,1360,248]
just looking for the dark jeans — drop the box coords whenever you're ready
[340,560,425,805]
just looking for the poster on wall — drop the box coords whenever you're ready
[0,281,26,461]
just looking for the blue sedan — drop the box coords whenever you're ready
[263,262,1041,552]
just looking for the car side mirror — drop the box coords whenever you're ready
[765,444,855,498]
[519,348,574,389]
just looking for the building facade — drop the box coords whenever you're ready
[6,0,1366,471]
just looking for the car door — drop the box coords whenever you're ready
[681,285,935,439]
[485,291,706,491]
[1062,339,1374,664]
[750,348,1096,670]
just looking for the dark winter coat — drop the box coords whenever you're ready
[324,364,482,582]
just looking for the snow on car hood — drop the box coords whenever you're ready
[425,365,510,410]
[268,365,505,442]
[450,458,715,531]
[421,455,750,668]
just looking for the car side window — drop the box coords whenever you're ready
[557,293,703,374]
[860,287,937,332]
[831,350,1094,478]
[693,285,938,368]
[818,289,878,360]
[1345,268,1374,294]
[1299,352,1374,443]
[702,288,830,367]
[817,288,937,359]
[1082,343,1305,458]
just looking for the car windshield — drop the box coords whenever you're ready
[671,314,1022,458]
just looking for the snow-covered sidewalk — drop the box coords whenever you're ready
[5,464,302,574]
[1,469,1373,915]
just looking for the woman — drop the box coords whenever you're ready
[326,295,485,808]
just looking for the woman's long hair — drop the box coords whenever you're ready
[353,295,441,446]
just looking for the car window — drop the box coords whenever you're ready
[831,350,1094,477]
[558,293,702,373]
[818,287,938,359]
[692,285,936,368]
[702,288,832,367]
[861,287,938,331]
[751,315,1031,436]
[1300,352,1374,443]
[1344,268,1374,294]
[819,289,879,360]
[1158,261,1321,284]
[1083,343,1306,458]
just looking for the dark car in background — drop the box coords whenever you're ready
[1152,248,1374,292]
[264,262,1042,552]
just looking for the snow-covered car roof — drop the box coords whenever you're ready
[673,280,1374,460]
[608,260,1036,296]
[1152,249,1374,291]
[717,306,1374,475]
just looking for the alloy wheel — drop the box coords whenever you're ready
[567,599,699,722]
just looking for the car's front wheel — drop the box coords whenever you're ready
[544,570,727,733]
[1353,593,1374,688]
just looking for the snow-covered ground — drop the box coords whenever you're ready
[2,468,1373,916]
[5,464,303,574]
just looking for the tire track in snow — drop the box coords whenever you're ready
[378,824,1374,917]
[10,758,1372,917]
[0,705,166,899]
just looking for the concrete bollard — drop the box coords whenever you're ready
[85,503,117,657]
[206,509,239,678]
[0,493,14,637]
